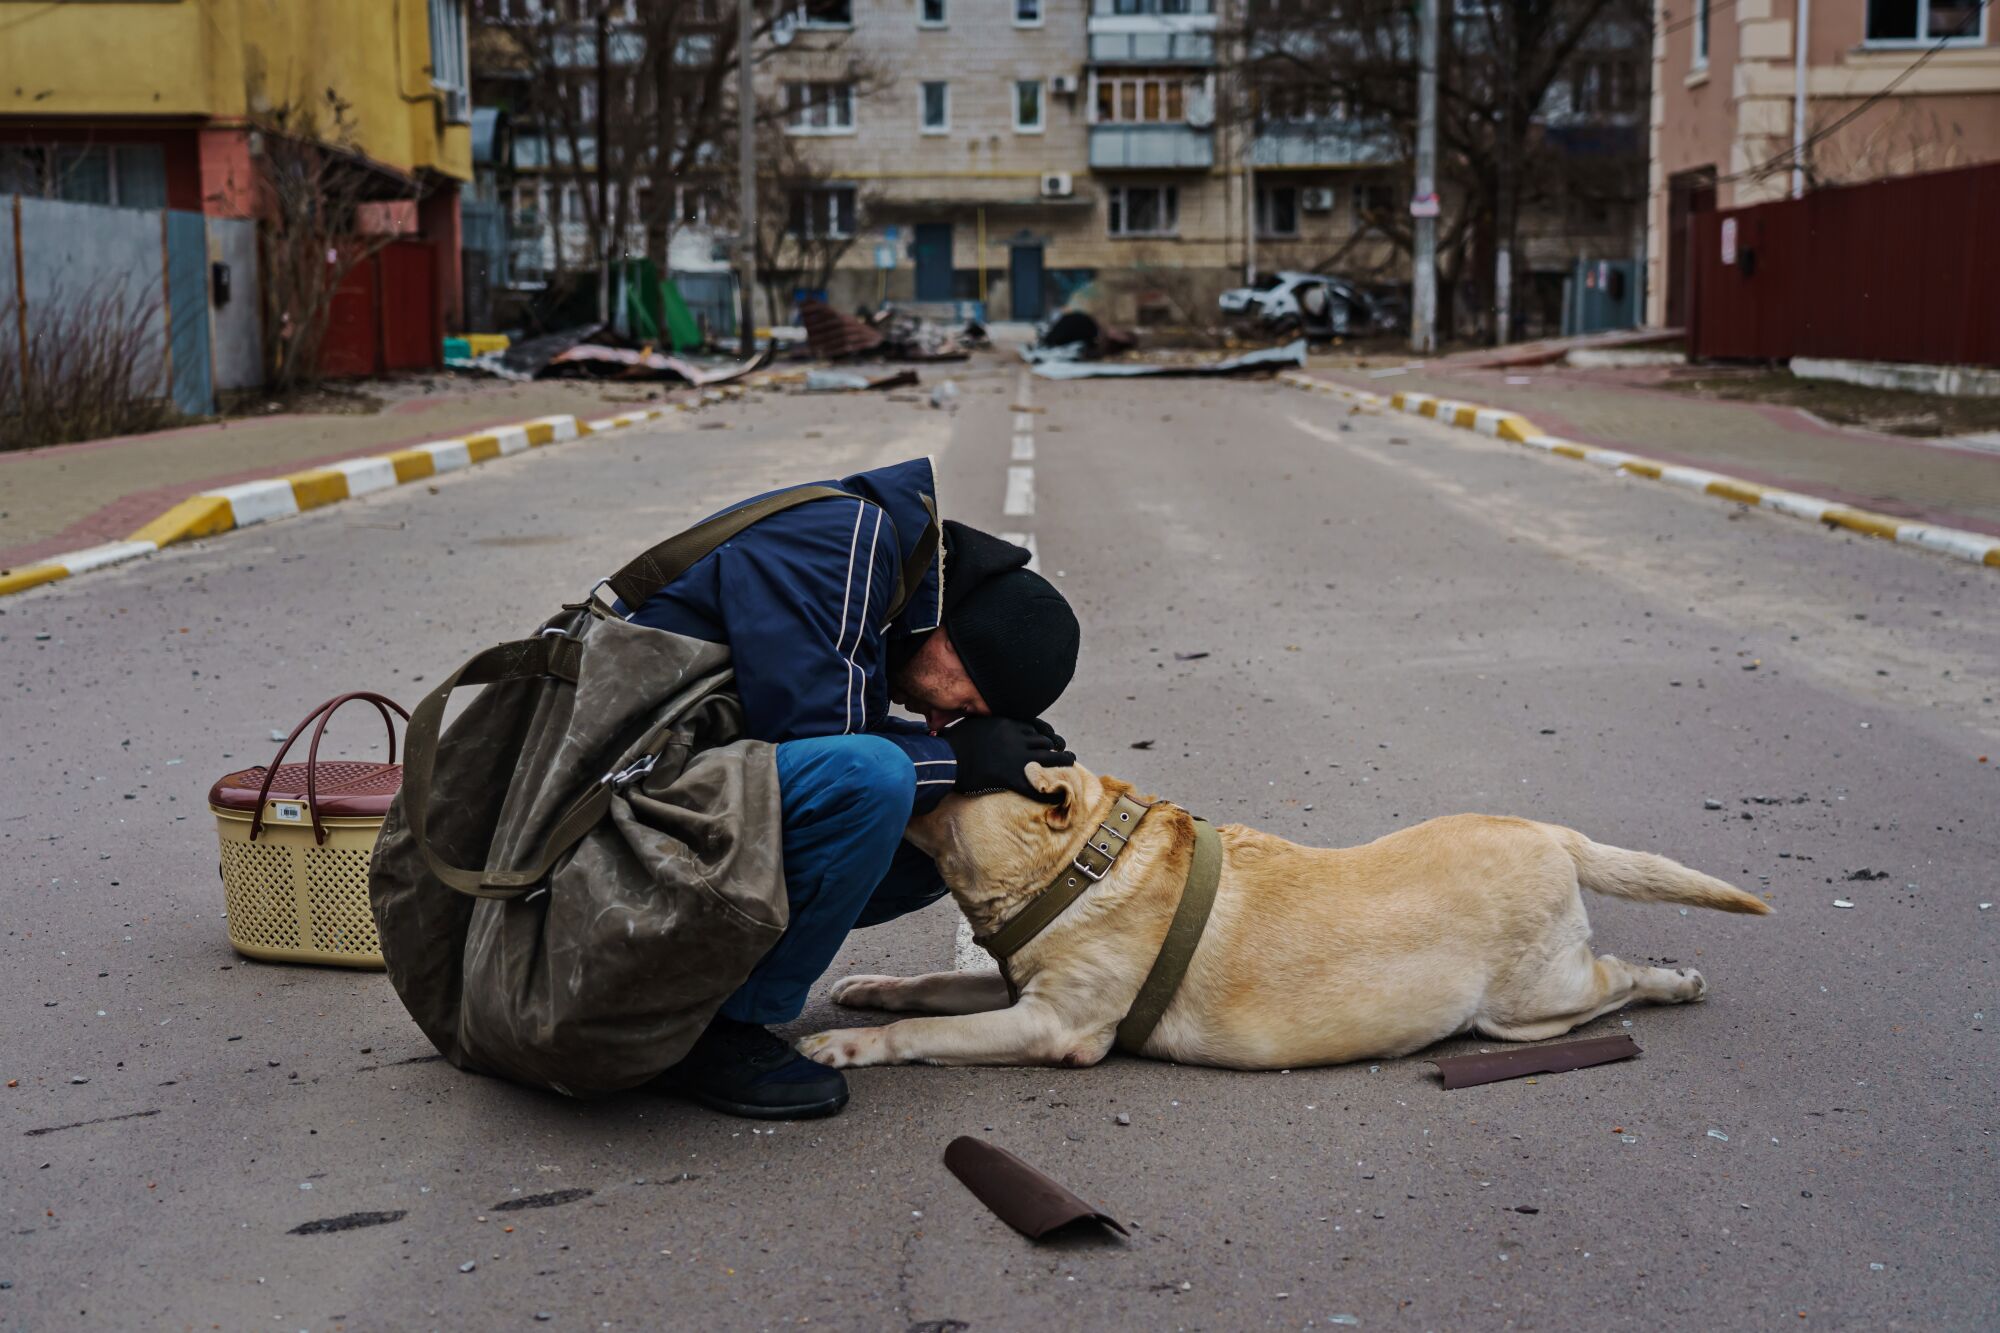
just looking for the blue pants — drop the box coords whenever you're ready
[719,735,950,1025]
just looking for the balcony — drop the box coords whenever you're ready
[1089,124,1214,170]
[1087,1,1217,65]
[1088,29,1215,63]
[1249,121,1401,169]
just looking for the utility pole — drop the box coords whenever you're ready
[1493,14,1515,346]
[1245,155,1258,286]
[1791,0,1812,198]
[736,0,758,358]
[1411,0,1438,355]
[595,3,611,326]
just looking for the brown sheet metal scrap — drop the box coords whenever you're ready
[799,299,885,360]
[546,344,773,386]
[1429,1034,1641,1089]
[943,1136,1128,1241]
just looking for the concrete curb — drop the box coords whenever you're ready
[1278,371,2000,569]
[0,407,676,599]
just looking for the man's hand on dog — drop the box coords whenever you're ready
[945,716,1075,801]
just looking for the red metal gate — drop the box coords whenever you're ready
[317,240,442,378]
[1690,161,2000,369]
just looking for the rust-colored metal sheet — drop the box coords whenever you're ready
[943,1136,1127,1240]
[1690,161,2000,369]
[799,299,885,360]
[1428,1034,1641,1089]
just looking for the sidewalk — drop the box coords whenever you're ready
[1299,358,2000,536]
[0,380,674,571]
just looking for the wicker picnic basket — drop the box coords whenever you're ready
[208,693,407,968]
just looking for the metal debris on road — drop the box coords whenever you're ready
[1173,651,1210,661]
[1031,339,1307,381]
[1130,740,1156,750]
[1707,1129,1730,1141]
[804,368,920,393]
[1428,1034,1641,1089]
[1703,799,1724,810]
[1833,899,1856,908]
[943,1136,1127,1241]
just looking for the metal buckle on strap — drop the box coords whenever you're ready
[604,753,657,788]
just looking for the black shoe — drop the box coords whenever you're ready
[662,1016,849,1120]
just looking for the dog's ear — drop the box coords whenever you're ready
[1025,762,1079,829]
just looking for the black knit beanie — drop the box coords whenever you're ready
[941,521,1080,720]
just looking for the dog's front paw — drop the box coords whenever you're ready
[797,1027,892,1069]
[829,974,901,1009]
[1679,968,1709,1002]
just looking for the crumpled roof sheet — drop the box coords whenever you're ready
[799,300,885,360]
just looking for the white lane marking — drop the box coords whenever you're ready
[998,531,1040,572]
[1012,433,1035,461]
[1004,465,1035,517]
[1013,413,1035,433]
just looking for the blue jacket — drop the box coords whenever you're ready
[623,456,957,810]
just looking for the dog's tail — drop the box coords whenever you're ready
[1562,830,1772,915]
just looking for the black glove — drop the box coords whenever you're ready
[946,716,1077,802]
[1027,717,1067,751]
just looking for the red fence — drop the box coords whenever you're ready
[1689,161,2000,369]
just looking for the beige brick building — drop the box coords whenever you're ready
[768,0,1406,324]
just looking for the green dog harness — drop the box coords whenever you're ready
[972,793,1224,1055]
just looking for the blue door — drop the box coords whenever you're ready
[913,223,953,302]
[165,211,214,416]
[1009,242,1045,321]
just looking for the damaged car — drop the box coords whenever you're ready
[1218,271,1398,340]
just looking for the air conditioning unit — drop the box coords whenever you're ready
[1301,187,1336,212]
[1041,171,1074,199]
[442,87,472,125]
[1049,74,1080,96]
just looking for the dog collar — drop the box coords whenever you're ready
[975,793,1153,963]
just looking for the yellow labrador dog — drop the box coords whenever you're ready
[797,763,1769,1072]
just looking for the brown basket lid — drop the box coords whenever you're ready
[209,761,403,818]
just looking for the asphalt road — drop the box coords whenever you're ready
[3,354,1996,1331]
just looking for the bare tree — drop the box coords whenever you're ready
[478,2,891,310]
[738,132,863,327]
[1232,0,1648,341]
[252,89,420,390]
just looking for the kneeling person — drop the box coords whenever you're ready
[621,458,1080,1118]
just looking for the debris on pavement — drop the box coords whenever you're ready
[1018,309,1138,365]
[943,1136,1127,1241]
[1428,1034,1641,1089]
[1030,338,1308,381]
[1833,898,1856,908]
[798,300,978,362]
[930,379,960,411]
[804,368,920,393]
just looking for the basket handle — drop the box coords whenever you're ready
[249,692,410,845]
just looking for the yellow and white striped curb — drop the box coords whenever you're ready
[0,408,678,599]
[1278,371,2000,569]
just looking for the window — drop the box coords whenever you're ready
[1570,59,1639,115]
[1693,0,1709,66]
[796,0,853,27]
[1256,185,1298,237]
[0,143,167,209]
[921,81,950,133]
[1014,80,1044,132]
[920,0,946,24]
[789,186,857,238]
[1865,0,1986,43]
[785,81,856,133]
[1015,0,1043,25]
[427,0,468,92]
[1095,73,1198,124]
[1115,0,1202,12]
[1352,182,1393,225]
[1108,185,1179,237]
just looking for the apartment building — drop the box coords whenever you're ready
[775,0,1420,323]
[1648,0,2000,327]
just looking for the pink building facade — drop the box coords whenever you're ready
[1647,0,2000,327]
